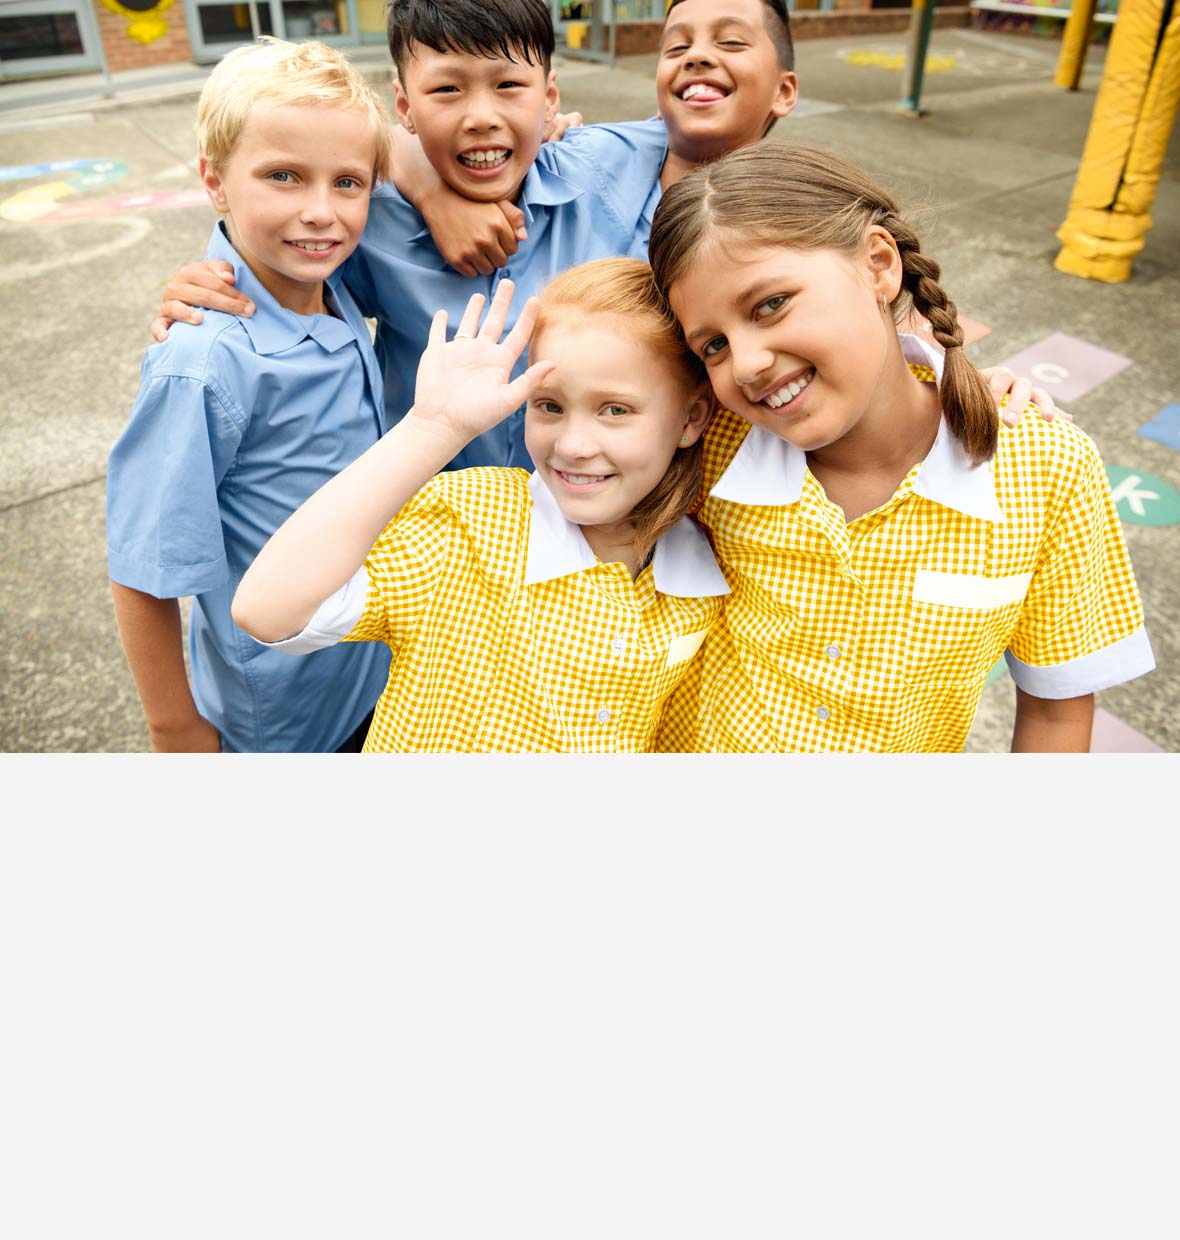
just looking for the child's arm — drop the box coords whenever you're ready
[110,583,221,752]
[1011,687,1094,752]
[232,280,554,643]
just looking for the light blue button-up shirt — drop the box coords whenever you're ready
[106,223,392,752]
[342,118,668,472]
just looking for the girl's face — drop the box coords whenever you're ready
[667,231,898,454]
[525,311,708,541]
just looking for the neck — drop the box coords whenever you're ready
[580,521,645,579]
[807,348,942,490]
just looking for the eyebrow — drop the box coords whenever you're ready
[663,15,760,39]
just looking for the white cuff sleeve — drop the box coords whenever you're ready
[1006,626,1156,699]
[255,566,369,655]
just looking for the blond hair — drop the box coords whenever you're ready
[534,258,712,567]
[649,144,998,465]
[197,38,394,182]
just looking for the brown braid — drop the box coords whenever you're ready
[887,213,997,463]
[649,144,1000,466]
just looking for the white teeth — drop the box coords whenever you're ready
[291,240,332,251]
[561,472,606,485]
[762,370,814,409]
[681,83,725,101]
[459,149,510,168]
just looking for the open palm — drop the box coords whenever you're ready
[413,281,554,444]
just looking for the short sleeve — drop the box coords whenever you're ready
[538,118,667,240]
[105,366,246,599]
[1005,433,1155,697]
[343,477,472,649]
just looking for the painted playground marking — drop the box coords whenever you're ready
[840,49,958,74]
[1104,466,1180,526]
[1090,708,1165,753]
[997,332,1132,404]
[0,158,129,222]
[45,187,209,221]
[1137,404,1180,452]
[903,310,991,347]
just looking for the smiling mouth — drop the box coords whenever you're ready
[678,82,731,104]
[458,148,511,170]
[555,469,611,487]
[759,368,815,411]
[285,239,340,254]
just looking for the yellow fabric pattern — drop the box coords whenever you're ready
[662,366,1147,752]
[344,468,724,752]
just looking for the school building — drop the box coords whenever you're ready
[0,0,1117,82]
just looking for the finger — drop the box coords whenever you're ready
[504,359,557,409]
[499,201,528,243]
[567,112,584,128]
[498,292,541,360]
[456,293,486,339]
[150,316,172,343]
[1029,385,1059,417]
[166,286,254,316]
[427,307,449,349]
[470,254,494,277]
[160,299,205,326]
[481,238,511,269]
[478,279,516,341]
[1000,378,1034,426]
[985,366,1015,401]
[492,219,518,261]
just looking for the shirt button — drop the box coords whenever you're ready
[816,706,831,722]
[825,643,841,659]
[610,637,627,657]
[596,708,612,724]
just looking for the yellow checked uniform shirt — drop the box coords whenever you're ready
[272,468,728,752]
[661,335,1155,753]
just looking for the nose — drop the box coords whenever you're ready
[730,331,777,393]
[554,415,599,462]
[299,184,337,227]
[683,39,716,71]
[462,89,502,132]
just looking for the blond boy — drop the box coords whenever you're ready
[106,39,396,752]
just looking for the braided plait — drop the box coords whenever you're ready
[887,211,997,464]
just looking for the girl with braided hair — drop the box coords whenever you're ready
[648,143,1154,752]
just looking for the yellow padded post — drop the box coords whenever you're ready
[1055,0,1098,89]
[1055,0,1180,282]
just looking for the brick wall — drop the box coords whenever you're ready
[600,7,974,56]
[95,1,194,72]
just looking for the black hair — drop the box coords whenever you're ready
[665,0,794,72]
[388,0,555,77]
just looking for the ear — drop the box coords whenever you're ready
[199,155,228,213]
[544,68,560,126]
[679,384,715,447]
[393,80,416,134]
[770,71,798,121]
[864,224,903,305]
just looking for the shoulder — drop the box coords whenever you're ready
[140,311,248,379]
[537,117,668,177]
[355,180,424,239]
[993,412,1105,489]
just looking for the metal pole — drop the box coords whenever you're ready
[1055,0,1099,89]
[898,0,937,117]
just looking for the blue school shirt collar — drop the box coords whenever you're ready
[402,161,584,245]
[523,471,730,597]
[708,333,1004,523]
[207,222,358,356]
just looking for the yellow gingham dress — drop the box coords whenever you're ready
[336,468,728,752]
[659,343,1153,753]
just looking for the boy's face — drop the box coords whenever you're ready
[201,102,376,315]
[657,0,797,164]
[394,45,559,205]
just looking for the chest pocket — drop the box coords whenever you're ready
[904,570,1031,685]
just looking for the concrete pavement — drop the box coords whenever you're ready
[1,27,1176,751]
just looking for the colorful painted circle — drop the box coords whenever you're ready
[1105,466,1180,527]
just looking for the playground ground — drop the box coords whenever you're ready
[1,24,1177,753]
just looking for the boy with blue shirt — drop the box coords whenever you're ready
[106,39,396,752]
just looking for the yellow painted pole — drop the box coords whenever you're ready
[1055,0,1180,282]
[1054,0,1098,89]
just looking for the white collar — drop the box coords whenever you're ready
[709,333,1003,523]
[523,471,730,597]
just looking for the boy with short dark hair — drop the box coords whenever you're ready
[107,39,396,752]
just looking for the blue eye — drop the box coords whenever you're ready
[701,336,727,358]
[337,177,362,190]
[269,170,292,183]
